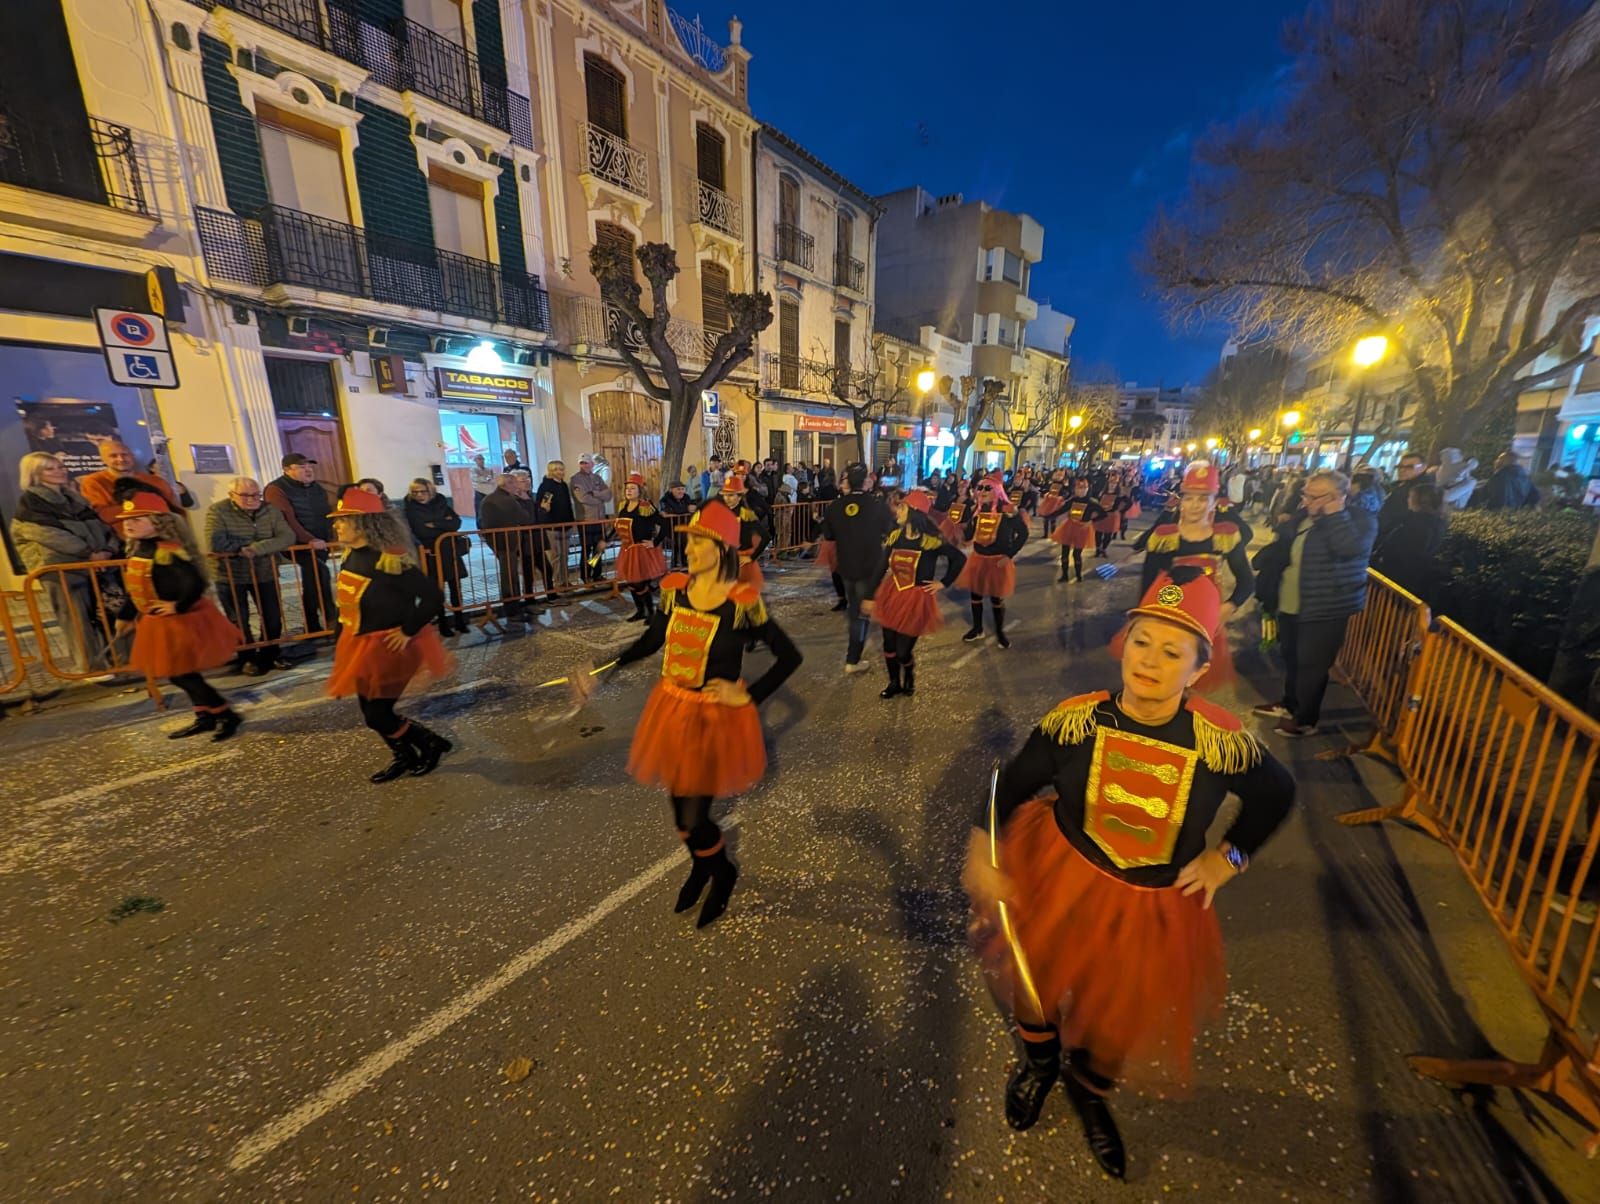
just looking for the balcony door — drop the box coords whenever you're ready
[404,0,465,42]
[428,164,491,317]
[696,123,725,190]
[589,391,663,499]
[778,298,799,390]
[257,105,360,292]
[584,54,627,139]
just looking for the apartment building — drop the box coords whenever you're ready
[751,127,878,471]
[531,1,757,491]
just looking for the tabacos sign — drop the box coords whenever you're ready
[434,368,535,404]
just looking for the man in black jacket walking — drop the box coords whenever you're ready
[820,463,893,672]
[480,474,539,621]
[263,454,334,636]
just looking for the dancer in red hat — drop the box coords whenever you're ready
[1092,481,1123,557]
[1038,468,1070,537]
[1138,461,1253,689]
[955,474,1028,647]
[718,473,770,591]
[963,568,1295,1178]
[1049,477,1107,583]
[937,478,971,546]
[614,473,669,622]
[597,500,802,927]
[325,487,455,783]
[873,488,966,699]
[112,492,244,740]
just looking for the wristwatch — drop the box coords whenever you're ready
[1222,844,1249,874]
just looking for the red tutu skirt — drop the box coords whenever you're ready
[627,679,766,797]
[937,516,966,545]
[1051,520,1095,550]
[816,538,838,573]
[738,558,765,591]
[976,801,1225,1093]
[326,625,453,699]
[955,552,1016,599]
[616,542,668,585]
[1039,495,1066,517]
[1127,499,1142,520]
[1094,513,1121,535]
[872,579,944,637]
[128,598,242,679]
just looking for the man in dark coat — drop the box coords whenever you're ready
[658,480,693,568]
[820,463,894,671]
[1470,452,1540,511]
[264,454,334,635]
[479,474,539,622]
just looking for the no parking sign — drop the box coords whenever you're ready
[95,307,179,389]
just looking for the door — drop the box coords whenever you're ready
[588,390,663,497]
[276,418,350,493]
[768,429,787,467]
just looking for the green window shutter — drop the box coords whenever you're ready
[472,0,507,84]
[351,100,432,246]
[200,35,268,215]
[495,161,525,276]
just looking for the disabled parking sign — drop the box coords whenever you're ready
[95,307,179,389]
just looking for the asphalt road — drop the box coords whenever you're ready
[1,528,1595,1202]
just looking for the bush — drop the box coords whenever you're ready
[1435,509,1598,680]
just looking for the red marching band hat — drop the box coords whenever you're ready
[327,486,385,518]
[1126,571,1223,643]
[903,488,933,513]
[1180,460,1221,495]
[116,491,173,520]
[687,499,741,546]
[626,473,646,487]
[720,473,748,494]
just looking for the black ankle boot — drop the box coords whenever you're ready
[407,723,453,776]
[1063,1072,1126,1179]
[697,847,739,928]
[675,853,713,913]
[901,663,915,696]
[626,594,648,622]
[994,614,1010,650]
[210,709,243,742]
[1005,1042,1060,1131]
[168,710,218,739]
[880,659,903,699]
[830,597,848,611]
[371,737,417,784]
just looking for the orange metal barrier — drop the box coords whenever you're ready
[769,501,829,556]
[1342,614,1600,1153]
[0,590,31,696]
[1319,570,1430,766]
[210,544,338,651]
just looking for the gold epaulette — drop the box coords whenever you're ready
[729,582,768,629]
[1147,527,1181,553]
[660,571,689,613]
[921,534,943,551]
[1211,524,1240,553]
[884,528,903,547]
[1186,697,1264,774]
[152,539,190,566]
[1039,691,1111,746]
[375,550,406,575]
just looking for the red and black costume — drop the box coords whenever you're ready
[974,576,1294,1176]
[720,475,770,591]
[873,490,966,699]
[937,486,969,546]
[117,493,243,740]
[1038,473,1069,535]
[615,500,802,927]
[1093,488,1122,555]
[325,489,454,783]
[614,476,669,622]
[954,476,1028,647]
[1049,486,1107,582]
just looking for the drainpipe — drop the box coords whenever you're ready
[750,126,761,464]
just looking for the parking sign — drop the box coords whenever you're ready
[701,389,721,428]
[95,307,179,389]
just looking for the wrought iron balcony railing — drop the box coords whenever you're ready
[776,222,813,271]
[695,178,741,237]
[0,111,149,215]
[198,0,331,50]
[581,122,649,198]
[667,8,728,73]
[555,293,717,368]
[833,252,864,293]
[761,353,867,400]
[195,204,550,332]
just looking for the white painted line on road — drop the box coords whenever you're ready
[227,816,743,1173]
[20,750,240,816]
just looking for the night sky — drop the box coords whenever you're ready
[730,0,1309,385]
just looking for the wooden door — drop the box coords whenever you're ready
[589,391,663,498]
[277,417,350,493]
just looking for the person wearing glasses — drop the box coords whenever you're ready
[204,477,294,675]
[955,473,1029,647]
[1252,469,1377,737]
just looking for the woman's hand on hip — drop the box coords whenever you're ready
[1176,848,1239,910]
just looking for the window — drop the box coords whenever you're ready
[1001,251,1023,285]
[835,210,853,260]
[834,319,851,375]
[778,299,799,388]
[696,123,726,191]
[701,261,730,334]
[584,53,627,139]
[778,175,799,227]
[980,248,1024,285]
[404,0,465,42]
[257,104,349,221]
[428,165,487,260]
[594,220,636,278]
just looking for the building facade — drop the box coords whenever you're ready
[750,127,877,472]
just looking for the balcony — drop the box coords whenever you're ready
[761,353,866,400]
[833,252,864,293]
[0,111,156,241]
[694,178,741,238]
[555,293,721,370]
[196,204,550,332]
[579,121,650,213]
[776,222,813,271]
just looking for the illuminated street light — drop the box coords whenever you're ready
[1281,410,1302,429]
[466,340,502,371]
[1248,427,1262,440]
[1351,334,1389,368]
[1186,441,1198,453]
[1204,436,1219,450]
[916,367,937,393]
[1067,413,1084,431]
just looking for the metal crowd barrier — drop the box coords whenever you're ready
[769,501,828,557]
[1334,582,1600,1153]
[0,590,31,697]
[1319,571,1431,768]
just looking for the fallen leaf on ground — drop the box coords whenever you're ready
[503,1056,535,1084]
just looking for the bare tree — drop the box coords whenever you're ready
[807,338,912,464]
[953,376,1007,472]
[1058,379,1121,465]
[1147,0,1600,455]
[590,241,772,484]
[1195,346,1291,452]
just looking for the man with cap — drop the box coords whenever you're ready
[265,453,335,636]
[569,456,613,583]
[820,463,894,672]
[658,479,693,568]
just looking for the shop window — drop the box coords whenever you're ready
[258,103,349,221]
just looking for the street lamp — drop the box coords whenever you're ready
[1345,334,1389,469]
[916,367,937,394]
[1068,413,1084,431]
[1204,436,1219,451]
[1281,410,1302,429]
[1248,427,1262,441]
[1186,441,1197,453]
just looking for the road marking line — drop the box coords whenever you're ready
[227,816,742,1173]
[19,750,240,816]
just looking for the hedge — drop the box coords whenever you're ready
[1434,509,1598,682]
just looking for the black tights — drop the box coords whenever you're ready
[1059,546,1084,577]
[969,597,1007,633]
[671,794,721,853]
[830,571,846,600]
[1095,530,1114,555]
[169,672,226,711]
[882,628,918,666]
[357,695,408,740]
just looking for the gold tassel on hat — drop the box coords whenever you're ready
[1039,691,1108,746]
[1191,711,1264,775]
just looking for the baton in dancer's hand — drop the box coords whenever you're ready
[988,759,1044,1020]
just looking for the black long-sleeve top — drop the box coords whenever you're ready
[615,501,666,546]
[880,524,966,589]
[981,691,1295,888]
[335,546,443,637]
[933,482,957,511]
[729,502,770,560]
[1140,521,1255,606]
[962,506,1028,559]
[120,540,207,617]
[616,573,802,703]
[1059,496,1107,529]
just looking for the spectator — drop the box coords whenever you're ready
[479,473,538,622]
[684,464,702,501]
[702,457,725,499]
[10,452,118,675]
[1252,469,1377,737]
[569,456,613,583]
[1471,452,1540,511]
[405,479,471,636]
[264,453,335,636]
[1226,469,1248,509]
[1436,447,1479,509]
[79,439,191,524]
[469,454,496,521]
[1377,452,1435,542]
[658,479,692,568]
[205,476,294,675]
[1372,483,1447,605]
[535,460,576,590]
[781,463,799,503]
[503,447,527,474]
[1349,467,1385,515]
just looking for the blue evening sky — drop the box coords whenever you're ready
[725,0,1308,385]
